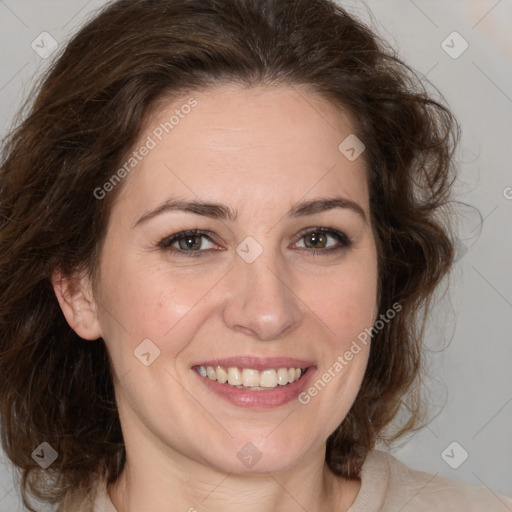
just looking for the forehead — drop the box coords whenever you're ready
[114,84,369,217]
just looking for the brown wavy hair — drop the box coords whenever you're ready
[0,0,459,510]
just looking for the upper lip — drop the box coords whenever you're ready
[192,356,316,371]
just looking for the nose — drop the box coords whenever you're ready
[222,248,303,341]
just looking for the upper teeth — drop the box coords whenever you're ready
[195,365,305,389]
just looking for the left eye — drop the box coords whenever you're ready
[293,229,346,250]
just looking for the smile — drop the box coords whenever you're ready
[191,356,316,408]
[194,365,306,390]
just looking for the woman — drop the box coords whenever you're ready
[0,0,510,511]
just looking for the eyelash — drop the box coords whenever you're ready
[158,227,352,258]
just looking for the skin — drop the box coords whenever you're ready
[53,83,379,512]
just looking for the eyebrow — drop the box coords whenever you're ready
[132,195,367,228]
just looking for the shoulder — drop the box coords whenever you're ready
[349,449,512,512]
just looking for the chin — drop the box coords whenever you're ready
[195,434,315,475]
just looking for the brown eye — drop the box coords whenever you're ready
[294,228,352,254]
[303,231,328,249]
[177,235,203,251]
[158,230,218,257]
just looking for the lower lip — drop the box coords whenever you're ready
[193,368,316,408]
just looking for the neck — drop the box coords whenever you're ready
[108,443,360,512]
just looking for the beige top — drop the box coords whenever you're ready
[91,449,512,511]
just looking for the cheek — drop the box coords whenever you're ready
[100,253,191,327]
[97,252,224,361]
[313,258,378,345]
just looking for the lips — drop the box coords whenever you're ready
[191,356,316,408]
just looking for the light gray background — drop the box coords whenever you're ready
[0,0,511,510]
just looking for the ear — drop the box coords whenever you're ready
[51,269,102,340]
[373,301,379,323]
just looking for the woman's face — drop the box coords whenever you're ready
[87,84,378,475]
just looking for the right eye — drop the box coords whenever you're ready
[158,230,220,257]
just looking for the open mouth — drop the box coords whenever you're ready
[193,365,307,391]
